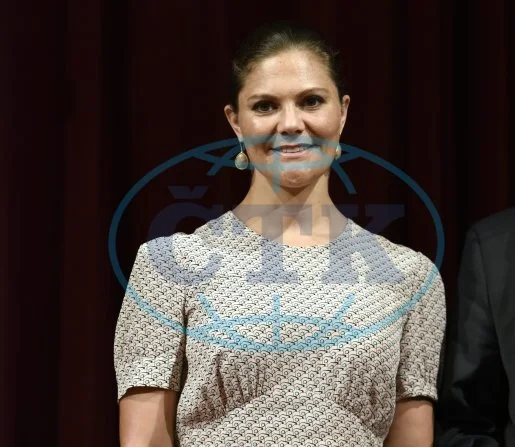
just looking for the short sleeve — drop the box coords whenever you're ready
[396,253,446,402]
[114,238,187,401]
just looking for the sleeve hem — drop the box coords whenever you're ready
[396,383,438,403]
[117,381,181,403]
[116,356,183,401]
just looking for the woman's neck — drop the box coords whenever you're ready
[233,174,347,245]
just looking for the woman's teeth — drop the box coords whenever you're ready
[274,145,315,153]
[281,147,304,153]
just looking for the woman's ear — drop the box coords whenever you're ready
[339,95,351,135]
[224,104,242,140]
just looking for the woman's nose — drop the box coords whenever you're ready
[276,104,305,134]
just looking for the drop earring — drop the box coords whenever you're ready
[334,143,342,160]
[235,140,249,170]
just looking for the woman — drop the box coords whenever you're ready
[115,21,445,446]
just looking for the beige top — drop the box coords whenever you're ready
[114,210,446,446]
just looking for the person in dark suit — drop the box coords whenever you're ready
[436,207,515,446]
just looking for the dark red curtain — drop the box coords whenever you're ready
[3,1,514,446]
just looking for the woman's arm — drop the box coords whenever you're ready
[115,241,188,446]
[119,387,179,447]
[384,399,434,447]
[387,252,445,445]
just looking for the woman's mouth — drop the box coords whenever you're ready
[271,144,318,157]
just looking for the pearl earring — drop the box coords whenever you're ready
[234,140,249,170]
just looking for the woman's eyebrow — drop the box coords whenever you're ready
[247,88,330,102]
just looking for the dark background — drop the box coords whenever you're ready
[2,0,514,445]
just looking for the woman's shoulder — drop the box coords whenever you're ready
[138,212,231,266]
[345,218,440,283]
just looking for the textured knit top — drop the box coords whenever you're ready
[114,210,446,446]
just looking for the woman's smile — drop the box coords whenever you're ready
[271,143,320,157]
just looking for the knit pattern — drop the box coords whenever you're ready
[114,210,445,446]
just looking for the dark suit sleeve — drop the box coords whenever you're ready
[436,228,506,446]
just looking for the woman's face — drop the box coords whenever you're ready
[225,48,350,189]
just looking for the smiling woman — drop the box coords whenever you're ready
[225,23,349,199]
[114,20,445,447]
[225,49,348,191]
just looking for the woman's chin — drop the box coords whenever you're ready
[269,170,324,189]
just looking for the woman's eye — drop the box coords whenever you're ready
[303,95,324,108]
[252,101,276,113]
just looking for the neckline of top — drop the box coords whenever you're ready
[224,209,354,252]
